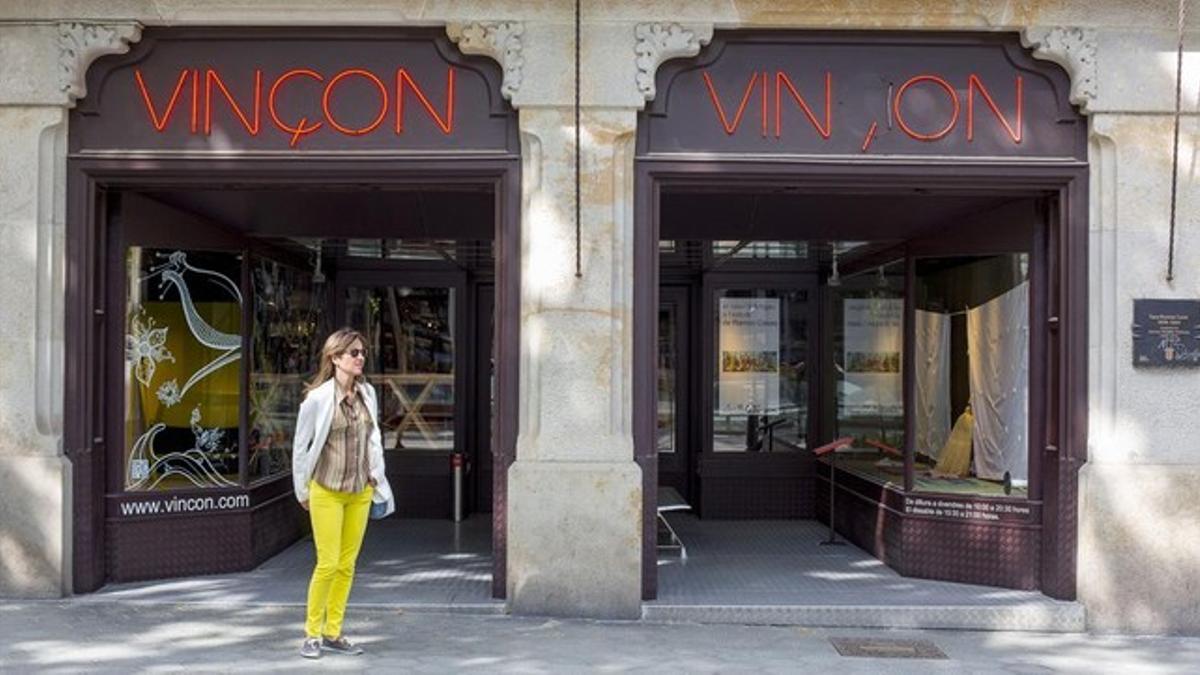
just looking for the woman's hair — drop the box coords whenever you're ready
[304,327,368,393]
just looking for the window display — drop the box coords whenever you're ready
[912,254,1029,497]
[249,257,326,482]
[345,285,456,450]
[661,234,1036,502]
[123,248,243,491]
[820,261,907,483]
[711,288,807,451]
[658,303,678,453]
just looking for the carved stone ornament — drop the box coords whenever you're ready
[57,21,143,105]
[1021,26,1098,113]
[634,22,713,102]
[447,21,525,101]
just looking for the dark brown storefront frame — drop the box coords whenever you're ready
[634,159,1088,600]
[66,25,521,596]
[65,155,521,595]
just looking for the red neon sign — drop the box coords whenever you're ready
[134,69,189,132]
[134,66,458,147]
[893,74,960,142]
[776,71,832,139]
[323,69,388,136]
[968,74,1023,143]
[703,71,758,135]
[702,70,1024,148]
[206,69,262,135]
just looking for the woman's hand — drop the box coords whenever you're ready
[368,478,377,487]
[300,500,309,511]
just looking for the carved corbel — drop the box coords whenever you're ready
[447,21,525,101]
[57,21,143,106]
[1021,26,1098,113]
[634,22,713,104]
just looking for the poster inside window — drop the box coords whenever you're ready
[712,288,807,452]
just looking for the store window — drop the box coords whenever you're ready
[828,264,906,451]
[711,288,808,451]
[344,286,456,451]
[912,254,1030,497]
[123,248,243,491]
[249,258,326,482]
[658,303,678,454]
[344,238,461,261]
[713,240,808,260]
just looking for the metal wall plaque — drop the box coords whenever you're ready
[1132,299,1200,367]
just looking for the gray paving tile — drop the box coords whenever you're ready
[86,512,1080,631]
[654,514,1062,607]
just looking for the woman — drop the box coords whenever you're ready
[292,328,395,659]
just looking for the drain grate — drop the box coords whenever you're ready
[829,637,948,659]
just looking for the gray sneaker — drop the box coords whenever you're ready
[322,635,364,655]
[299,637,322,659]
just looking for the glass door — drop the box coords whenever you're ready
[340,283,459,452]
[658,287,690,499]
[709,285,811,454]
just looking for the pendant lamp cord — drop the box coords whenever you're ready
[574,0,583,278]
[1167,0,1187,283]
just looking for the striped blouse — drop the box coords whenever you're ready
[311,387,371,494]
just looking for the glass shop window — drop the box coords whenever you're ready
[658,302,678,454]
[912,254,1030,498]
[248,258,326,483]
[713,240,808,260]
[711,288,808,452]
[123,248,243,491]
[344,286,456,451]
[827,263,907,458]
[344,238,459,261]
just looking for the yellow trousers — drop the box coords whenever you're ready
[305,480,373,639]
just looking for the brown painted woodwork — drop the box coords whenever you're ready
[636,30,1086,602]
[65,28,520,595]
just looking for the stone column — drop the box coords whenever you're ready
[452,16,712,619]
[1028,23,1200,634]
[0,20,139,597]
[506,103,642,618]
[503,16,646,616]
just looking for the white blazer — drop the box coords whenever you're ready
[291,378,396,518]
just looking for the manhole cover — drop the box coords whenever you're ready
[829,637,948,659]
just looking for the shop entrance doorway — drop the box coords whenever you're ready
[87,183,513,597]
[635,31,1088,607]
[639,177,1085,610]
[65,26,521,596]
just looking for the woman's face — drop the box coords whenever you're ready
[332,339,366,379]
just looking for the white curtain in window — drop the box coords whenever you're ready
[915,309,951,459]
[967,281,1029,482]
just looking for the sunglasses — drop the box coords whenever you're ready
[344,348,368,359]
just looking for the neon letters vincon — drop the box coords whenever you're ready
[134,67,457,147]
[703,71,1023,149]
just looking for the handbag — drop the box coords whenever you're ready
[369,499,388,520]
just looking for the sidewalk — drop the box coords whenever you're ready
[2,599,1198,674]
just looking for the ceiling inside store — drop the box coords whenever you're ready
[659,191,1026,242]
[141,187,495,240]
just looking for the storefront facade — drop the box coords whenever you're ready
[0,2,1197,635]
[62,26,521,592]
[634,30,1087,600]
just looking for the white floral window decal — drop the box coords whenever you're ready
[126,311,175,387]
